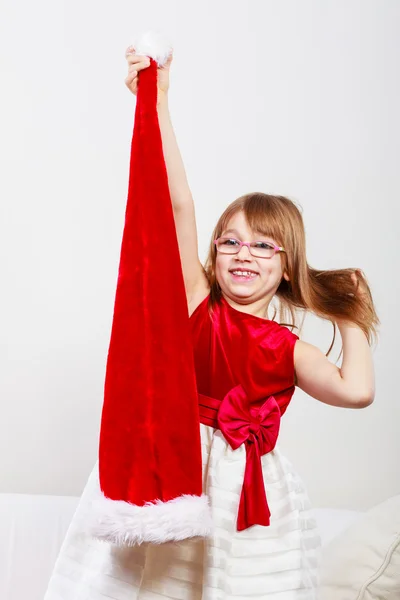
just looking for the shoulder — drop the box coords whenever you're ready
[188,290,210,318]
[269,321,299,346]
[259,321,299,368]
[259,322,299,381]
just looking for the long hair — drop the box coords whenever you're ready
[204,193,378,354]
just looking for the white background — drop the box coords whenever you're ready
[1,0,399,509]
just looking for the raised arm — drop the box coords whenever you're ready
[294,273,375,409]
[294,327,375,409]
[125,48,209,308]
[157,97,209,305]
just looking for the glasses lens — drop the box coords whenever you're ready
[216,238,278,257]
[249,242,275,258]
[216,238,241,253]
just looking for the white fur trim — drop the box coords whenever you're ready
[132,31,172,66]
[87,483,213,546]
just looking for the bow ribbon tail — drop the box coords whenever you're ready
[237,436,271,531]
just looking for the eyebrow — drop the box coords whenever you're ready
[222,229,241,236]
[222,228,276,242]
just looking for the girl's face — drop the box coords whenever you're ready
[215,211,288,305]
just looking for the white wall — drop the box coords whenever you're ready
[1,0,399,510]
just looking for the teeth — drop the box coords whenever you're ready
[232,271,256,277]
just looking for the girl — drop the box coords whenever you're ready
[124,49,377,598]
[44,49,377,600]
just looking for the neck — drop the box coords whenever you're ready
[222,293,273,319]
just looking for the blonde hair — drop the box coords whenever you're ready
[204,193,378,354]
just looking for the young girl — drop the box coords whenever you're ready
[44,49,377,600]
[124,49,377,597]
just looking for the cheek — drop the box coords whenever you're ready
[260,258,283,279]
[215,255,228,276]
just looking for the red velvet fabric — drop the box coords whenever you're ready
[99,60,202,505]
[218,387,280,530]
[192,294,299,530]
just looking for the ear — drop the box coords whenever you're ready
[283,272,290,282]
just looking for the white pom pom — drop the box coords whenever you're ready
[132,31,172,67]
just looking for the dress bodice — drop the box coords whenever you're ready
[190,294,298,415]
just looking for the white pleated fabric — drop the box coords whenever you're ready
[44,424,321,600]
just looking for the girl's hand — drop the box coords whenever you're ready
[350,269,369,300]
[337,269,370,330]
[124,46,172,104]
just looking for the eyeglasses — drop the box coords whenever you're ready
[214,237,285,259]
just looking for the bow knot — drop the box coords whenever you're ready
[249,419,261,439]
[217,384,281,531]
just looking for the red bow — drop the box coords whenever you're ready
[217,384,281,531]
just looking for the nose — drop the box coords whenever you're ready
[236,244,252,259]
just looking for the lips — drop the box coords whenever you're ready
[229,269,259,276]
[229,269,259,283]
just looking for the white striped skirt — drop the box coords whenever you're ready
[44,425,321,600]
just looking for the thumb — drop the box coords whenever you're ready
[159,52,173,71]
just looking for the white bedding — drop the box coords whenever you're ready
[0,493,363,600]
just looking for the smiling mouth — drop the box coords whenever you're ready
[229,269,259,280]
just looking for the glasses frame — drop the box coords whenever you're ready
[214,237,285,258]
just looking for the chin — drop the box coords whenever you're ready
[221,282,259,299]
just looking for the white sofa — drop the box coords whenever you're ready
[0,493,363,600]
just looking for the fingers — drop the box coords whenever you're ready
[124,46,151,93]
[125,46,151,68]
[125,63,149,88]
[160,52,173,69]
[352,269,366,286]
[125,69,137,87]
[126,55,151,70]
[348,269,370,300]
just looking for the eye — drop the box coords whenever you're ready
[222,238,240,246]
[254,241,274,250]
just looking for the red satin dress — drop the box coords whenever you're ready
[190,293,298,531]
[188,294,320,597]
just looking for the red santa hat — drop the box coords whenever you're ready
[87,32,211,545]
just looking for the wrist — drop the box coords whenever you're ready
[337,320,367,341]
[337,319,357,330]
[157,90,169,110]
